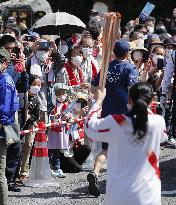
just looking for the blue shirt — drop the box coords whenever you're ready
[92,60,138,117]
[6,64,21,84]
[0,72,19,126]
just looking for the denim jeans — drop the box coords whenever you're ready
[48,149,60,170]
[6,142,21,184]
[0,138,8,205]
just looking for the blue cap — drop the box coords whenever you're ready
[113,39,130,57]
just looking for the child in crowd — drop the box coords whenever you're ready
[48,83,70,178]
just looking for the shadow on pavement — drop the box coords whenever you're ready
[160,157,176,197]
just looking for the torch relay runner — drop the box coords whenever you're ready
[85,82,168,205]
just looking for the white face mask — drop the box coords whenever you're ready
[36,51,49,62]
[152,54,164,65]
[133,51,142,61]
[71,56,83,67]
[165,49,173,57]
[30,86,40,95]
[57,95,67,103]
[147,26,154,34]
[82,47,93,58]
[60,45,68,55]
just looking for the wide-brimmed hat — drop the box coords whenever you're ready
[148,35,163,47]
[130,40,148,52]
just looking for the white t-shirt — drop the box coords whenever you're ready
[85,103,168,205]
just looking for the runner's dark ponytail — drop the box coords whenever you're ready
[128,82,153,140]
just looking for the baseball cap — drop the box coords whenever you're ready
[113,39,130,57]
[0,48,11,62]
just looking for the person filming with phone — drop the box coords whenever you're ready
[25,37,65,122]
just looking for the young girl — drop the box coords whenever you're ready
[85,82,168,205]
[48,83,70,177]
[20,75,41,182]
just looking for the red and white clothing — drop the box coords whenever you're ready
[85,103,168,205]
[57,60,84,86]
[48,102,69,150]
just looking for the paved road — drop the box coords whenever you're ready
[8,147,176,205]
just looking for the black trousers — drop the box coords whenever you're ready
[60,145,91,173]
[6,142,21,184]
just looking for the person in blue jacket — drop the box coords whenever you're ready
[87,39,139,197]
[0,34,29,193]
[0,48,19,205]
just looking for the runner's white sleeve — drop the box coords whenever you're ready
[85,103,114,142]
[162,51,175,95]
[160,116,168,143]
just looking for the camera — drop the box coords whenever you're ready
[24,35,36,42]
[38,41,51,50]
[157,58,164,70]
[12,47,20,59]
[141,50,149,62]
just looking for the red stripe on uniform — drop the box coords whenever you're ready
[112,114,125,125]
[148,150,160,179]
[98,129,110,133]
[86,108,101,129]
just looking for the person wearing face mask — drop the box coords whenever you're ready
[163,38,176,58]
[147,45,165,92]
[131,42,150,82]
[80,37,100,83]
[59,40,68,55]
[57,47,90,90]
[144,17,155,35]
[26,37,65,123]
[0,48,19,204]
[58,95,91,174]
[147,35,163,53]
[48,83,70,178]
[19,75,41,182]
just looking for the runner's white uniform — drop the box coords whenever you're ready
[85,103,168,205]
